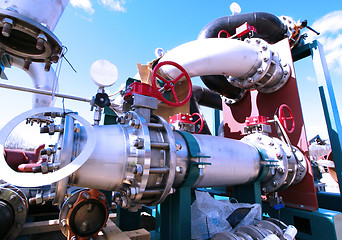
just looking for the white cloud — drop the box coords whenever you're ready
[70,0,95,14]
[98,0,127,12]
[307,11,342,75]
[306,76,315,82]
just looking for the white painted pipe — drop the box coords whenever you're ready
[159,38,262,80]
[0,0,69,31]
[10,56,57,108]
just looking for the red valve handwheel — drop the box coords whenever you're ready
[278,104,295,133]
[191,113,204,134]
[218,30,231,38]
[151,61,192,107]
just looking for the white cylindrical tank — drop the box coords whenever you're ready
[0,0,69,30]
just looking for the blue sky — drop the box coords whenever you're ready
[1,0,342,146]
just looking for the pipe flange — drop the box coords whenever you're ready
[0,107,97,188]
[292,148,307,185]
[0,9,62,68]
[258,60,291,94]
[150,115,177,205]
[115,110,152,209]
[242,134,288,194]
[0,184,28,240]
[115,112,177,210]
[227,38,291,94]
[228,38,272,89]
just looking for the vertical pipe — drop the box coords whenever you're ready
[0,0,69,30]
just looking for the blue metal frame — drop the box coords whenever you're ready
[292,40,342,212]
[310,41,342,194]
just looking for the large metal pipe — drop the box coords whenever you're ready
[10,56,56,107]
[0,0,69,31]
[158,37,290,95]
[69,124,261,190]
[159,38,261,80]
[0,105,307,210]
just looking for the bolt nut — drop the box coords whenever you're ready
[44,60,52,72]
[263,57,269,62]
[2,18,14,37]
[272,180,279,187]
[257,68,264,74]
[68,203,73,209]
[17,206,24,213]
[247,78,253,83]
[129,119,140,128]
[262,45,268,51]
[261,187,267,193]
[74,123,81,133]
[169,188,176,194]
[10,195,17,202]
[125,112,134,120]
[16,221,23,229]
[277,167,284,173]
[118,116,125,124]
[36,33,47,50]
[61,219,67,227]
[98,194,105,201]
[176,166,183,174]
[176,143,182,151]
[133,164,143,175]
[133,138,144,149]
[82,192,90,199]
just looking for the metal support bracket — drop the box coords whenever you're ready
[159,130,211,240]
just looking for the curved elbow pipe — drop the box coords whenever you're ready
[10,56,56,108]
[159,38,262,79]
[197,12,289,100]
[198,12,288,43]
[191,85,222,110]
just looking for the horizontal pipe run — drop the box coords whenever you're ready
[0,82,92,103]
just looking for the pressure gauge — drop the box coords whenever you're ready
[230,2,241,15]
[90,59,118,87]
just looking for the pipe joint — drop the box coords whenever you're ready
[227,38,291,94]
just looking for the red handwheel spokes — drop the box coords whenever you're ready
[191,113,204,134]
[278,104,295,133]
[151,61,192,107]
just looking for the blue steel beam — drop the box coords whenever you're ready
[310,40,342,195]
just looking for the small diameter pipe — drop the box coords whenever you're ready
[0,82,91,103]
